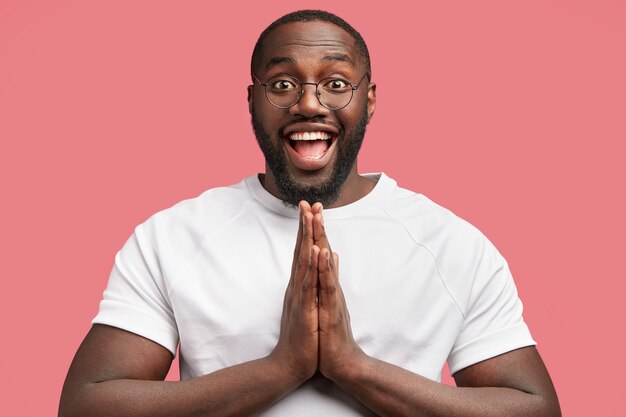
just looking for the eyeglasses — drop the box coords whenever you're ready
[252,72,370,110]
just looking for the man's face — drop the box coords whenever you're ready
[249,21,376,208]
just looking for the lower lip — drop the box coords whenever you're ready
[284,138,336,171]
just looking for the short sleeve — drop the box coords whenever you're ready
[447,238,536,375]
[92,223,179,355]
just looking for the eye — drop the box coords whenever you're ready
[322,78,351,93]
[270,79,297,91]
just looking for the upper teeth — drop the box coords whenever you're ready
[289,131,332,140]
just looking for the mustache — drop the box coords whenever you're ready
[278,118,342,138]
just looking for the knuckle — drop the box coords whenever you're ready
[337,312,345,324]
[322,286,336,295]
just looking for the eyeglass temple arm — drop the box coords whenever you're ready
[252,73,267,86]
[353,72,371,90]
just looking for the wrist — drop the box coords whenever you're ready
[265,350,312,388]
[327,348,371,385]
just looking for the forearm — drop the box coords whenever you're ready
[59,355,301,417]
[333,355,560,417]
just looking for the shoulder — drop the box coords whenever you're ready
[133,176,259,250]
[380,182,508,313]
[381,184,489,256]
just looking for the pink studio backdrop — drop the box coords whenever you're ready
[1,1,624,415]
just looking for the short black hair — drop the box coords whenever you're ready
[251,10,371,80]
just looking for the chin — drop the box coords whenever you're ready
[251,107,368,208]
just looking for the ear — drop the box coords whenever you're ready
[366,83,377,123]
[247,84,254,115]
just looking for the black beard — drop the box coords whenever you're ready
[251,109,368,208]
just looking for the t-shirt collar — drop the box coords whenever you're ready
[245,172,396,219]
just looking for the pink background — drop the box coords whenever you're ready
[1,1,624,415]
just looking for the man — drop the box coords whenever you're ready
[60,10,560,417]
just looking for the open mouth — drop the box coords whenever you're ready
[287,131,335,160]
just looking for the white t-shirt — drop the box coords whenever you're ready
[93,173,535,416]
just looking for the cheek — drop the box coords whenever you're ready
[343,91,369,118]
[252,105,278,129]
[338,106,368,131]
[252,89,273,117]
[256,113,294,140]
[253,90,266,108]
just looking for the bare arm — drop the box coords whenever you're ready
[59,325,301,417]
[330,346,561,417]
[59,203,320,417]
[310,204,561,417]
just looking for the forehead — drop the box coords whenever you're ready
[257,21,360,74]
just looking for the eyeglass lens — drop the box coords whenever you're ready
[264,76,354,110]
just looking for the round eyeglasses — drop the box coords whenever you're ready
[252,72,370,110]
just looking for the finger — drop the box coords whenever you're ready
[291,201,312,276]
[300,200,312,214]
[294,201,310,255]
[296,202,312,253]
[311,202,323,216]
[290,202,306,278]
[301,245,320,308]
[313,211,332,253]
[318,248,336,309]
[302,210,314,249]
[331,252,349,318]
[295,211,314,287]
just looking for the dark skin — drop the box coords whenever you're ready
[59,21,561,417]
[248,22,377,206]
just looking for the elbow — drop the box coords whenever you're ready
[536,392,562,417]
[58,397,79,417]
[544,404,562,417]
[58,384,90,417]
[58,391,71,417]
[59,396,91,417]
[58,402,73,417]
[546,402,562,417]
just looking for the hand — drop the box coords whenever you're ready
[270,201,319,382]
[312,203,366,382]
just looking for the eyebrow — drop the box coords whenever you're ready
[265,56,296,70]
[321,54,353,65]
[265,53,354,70]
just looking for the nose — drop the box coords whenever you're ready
[289,83,330,118]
